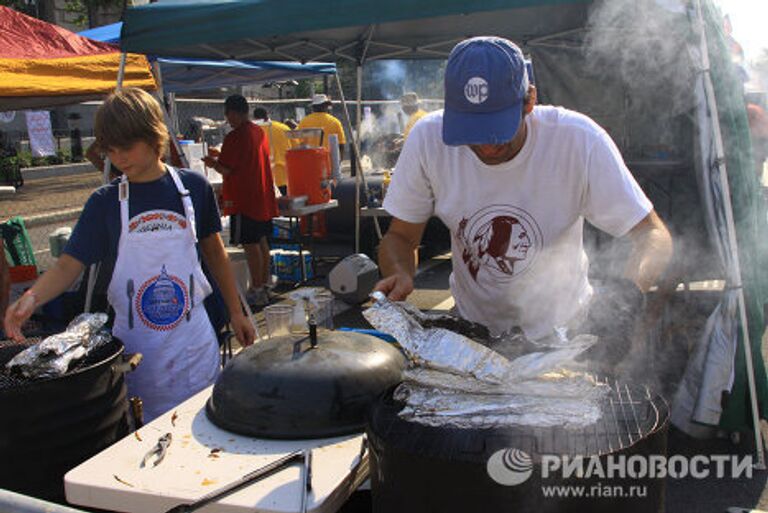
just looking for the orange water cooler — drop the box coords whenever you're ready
[285,133,331,238]
[285,147,331,205]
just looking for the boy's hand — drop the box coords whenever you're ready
[4,291,36,342]
[230,311,256,347]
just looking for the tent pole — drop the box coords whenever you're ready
[152,61,187,168]
[354,65,361,253]
[333,72,374,254]
[86,51,127,313]
[116,52,127,91]
[694,0,765,469]
[355,64,363,253]
[356,65,363,137]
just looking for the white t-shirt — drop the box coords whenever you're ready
[383,106,653,340]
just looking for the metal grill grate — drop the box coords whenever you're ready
[0,339,121,391]
[588,377,665,456]
[503,376,668,459]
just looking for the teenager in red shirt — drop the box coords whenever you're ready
[204,95,277,306]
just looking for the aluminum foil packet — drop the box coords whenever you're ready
[365,292,519,383]
[395,381,605,429]
[6,313,112,379]
[363,293,606,428]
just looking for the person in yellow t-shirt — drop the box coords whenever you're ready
[401,92,428,140]
[298,94,346,160]
[253,107,294,195]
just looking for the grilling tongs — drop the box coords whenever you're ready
[163,448,312,513]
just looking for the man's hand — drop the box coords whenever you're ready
[377,217,427,302]
[201,155,216,168]
[230,311,256,347]
[625,210,673,292]
[374,272,414,301]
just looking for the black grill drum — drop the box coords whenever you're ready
[367,377,669,513]
[0,339,130,500]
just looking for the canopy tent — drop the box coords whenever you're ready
[120,0,591,62]
[78,20,335,183]
[120,0,768,465]
[119,0,596,252]
[0,6,155,111]
[80,23,337,93]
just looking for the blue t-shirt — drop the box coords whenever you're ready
[66,168,221,265]
[65,168,227,331]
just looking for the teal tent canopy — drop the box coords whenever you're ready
[120,0,591,62]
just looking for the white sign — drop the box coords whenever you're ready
[25,111,55,157]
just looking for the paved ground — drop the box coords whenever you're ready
[4,169,100,270]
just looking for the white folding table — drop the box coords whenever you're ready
[64,386,368,513]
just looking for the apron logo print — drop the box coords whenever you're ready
[135,265,189,331]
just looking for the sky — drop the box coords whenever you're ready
[716,0,768,63]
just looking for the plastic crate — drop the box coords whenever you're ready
[2,216,37,268]
[9,264,37,283]
[271,217,299,241]
[271,249,313,282]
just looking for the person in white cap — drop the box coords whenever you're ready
[375,36,673,365]
[298,93,346,159]
[400,92,427,140]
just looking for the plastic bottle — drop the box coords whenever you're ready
[382,169,392,198]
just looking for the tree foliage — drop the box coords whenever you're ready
[0,0,36,17]
[63,0,123,28]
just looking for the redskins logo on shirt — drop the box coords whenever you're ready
[456,205,542,282]
[135,265,189,331]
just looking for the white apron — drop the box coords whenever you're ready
[107,167,219,422]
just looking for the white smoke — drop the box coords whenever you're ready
[584,0,698,118]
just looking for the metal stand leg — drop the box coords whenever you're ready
[296,215,307,283]
[308,214,317,280]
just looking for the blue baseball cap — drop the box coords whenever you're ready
[442,37,530,146]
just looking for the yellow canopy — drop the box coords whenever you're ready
[0,6,156,111]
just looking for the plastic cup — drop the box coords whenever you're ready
[264,305,293,338]
[313,294,334,330]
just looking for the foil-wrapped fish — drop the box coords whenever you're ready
[6,313,112,379]
[364,292,596,384]
[364,293,605,429]
[402,367,606,399]
[364,292,515,383]
[396,382,604,428]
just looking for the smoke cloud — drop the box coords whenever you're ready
[583,0,698,154]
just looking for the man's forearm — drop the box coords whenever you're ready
[625,211,673,292]
[378,231,418,278]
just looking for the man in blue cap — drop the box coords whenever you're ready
[375,37,673,350]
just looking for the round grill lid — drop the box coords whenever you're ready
[206,330,406,439]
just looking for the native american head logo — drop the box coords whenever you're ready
[456,206,542,281]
